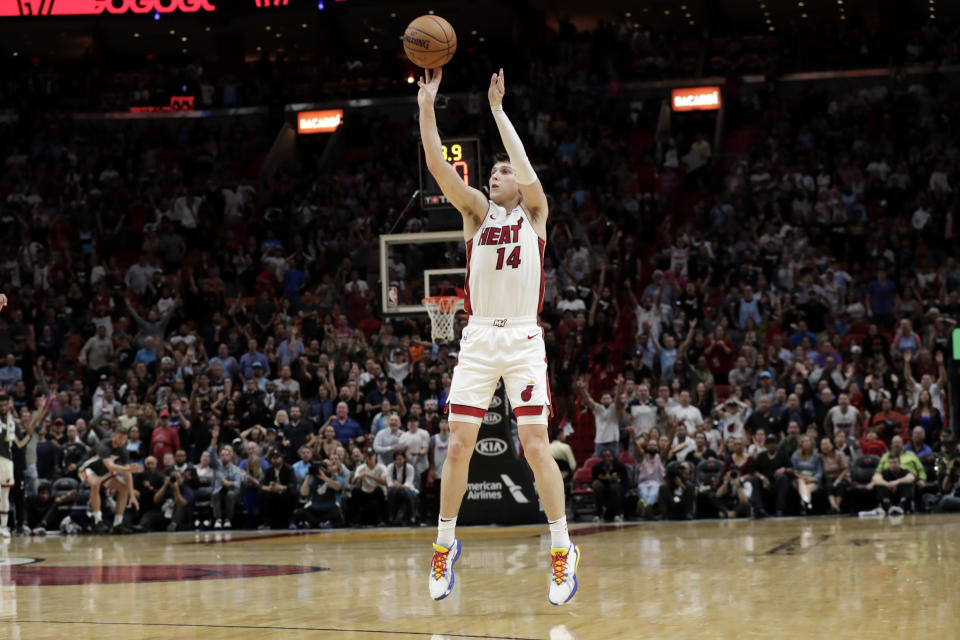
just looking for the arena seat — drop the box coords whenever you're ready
[583,456,602,471]
[850,455,881,487]
[571,467,596,521]
[695,458,723,489]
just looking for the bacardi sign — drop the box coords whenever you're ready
[0,0,216,16]
[671,86,722,112]
[296,109,343,134]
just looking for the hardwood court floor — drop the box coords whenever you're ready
[1,515,959,640]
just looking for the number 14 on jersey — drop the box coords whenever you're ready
[495,246,521,270]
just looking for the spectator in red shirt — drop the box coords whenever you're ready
[860,427,888,458]
[150,411,180,469]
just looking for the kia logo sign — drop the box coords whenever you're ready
[482,412,502,426]
[475,437,508,456]
[489,394,503,408]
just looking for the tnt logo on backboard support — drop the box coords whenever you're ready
[0,0,215,17]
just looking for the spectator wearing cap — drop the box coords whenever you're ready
[752,371,775,406]
[556,286,586,313]
[294,457,344,529]
[717,397,748,441]
[239,339,270,379]
[150,410,180,470]
[259,447,297,529]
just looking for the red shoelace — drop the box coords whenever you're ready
[551,552,568,585]
[432,549,449,580]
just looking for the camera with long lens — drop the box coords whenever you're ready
[729,469,739,480]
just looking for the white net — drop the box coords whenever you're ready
[423,296,464,344]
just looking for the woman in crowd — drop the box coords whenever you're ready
[820,437,849,514]
[385,451,418,526]
[790,435,823,514]
[909,389,943,444]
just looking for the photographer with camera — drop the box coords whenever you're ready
[935,435,960,512]
[293,457,344,528]
[153,452,191,531]
[710,465,752,519]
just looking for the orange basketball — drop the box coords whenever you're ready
[403,15,457,69]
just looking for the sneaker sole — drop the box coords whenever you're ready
[432,539,461,601]
[549,544,581,606]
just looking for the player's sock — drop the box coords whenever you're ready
[92,510,102,524]
[436,516,457,548]
[548,516,570,549]
[113,514,123,527]
[0,511,7,529]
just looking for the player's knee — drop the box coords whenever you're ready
[447,436,472,465]
[522,438,549,463]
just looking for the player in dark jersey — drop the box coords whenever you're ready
[78,422,141,534]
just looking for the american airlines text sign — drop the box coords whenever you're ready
[671,86,722,112]
[0,0,216,16]
[297,109,344,134]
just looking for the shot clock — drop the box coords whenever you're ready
[418,137,482,210]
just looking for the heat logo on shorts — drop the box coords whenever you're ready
[0,0,216,16]
[521,383,534,402]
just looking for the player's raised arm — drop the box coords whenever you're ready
[488,69,548,223]
[417,68,487,233]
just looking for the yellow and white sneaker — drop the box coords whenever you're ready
[429,539,461,601]
[548,544,580,605]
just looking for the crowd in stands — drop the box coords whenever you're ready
[0,23,957,534]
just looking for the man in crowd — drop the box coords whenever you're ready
[591,449,629,522]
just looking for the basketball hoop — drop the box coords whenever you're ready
[423,295,464,344]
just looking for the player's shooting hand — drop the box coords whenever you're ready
[488,67,505,108]
[417,67,442,108]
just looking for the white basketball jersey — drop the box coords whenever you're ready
[464,201,545,318]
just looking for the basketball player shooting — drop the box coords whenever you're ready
[418,67,579,605]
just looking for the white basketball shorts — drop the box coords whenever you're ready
[447,316,552,426]
[0,456,13,488]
